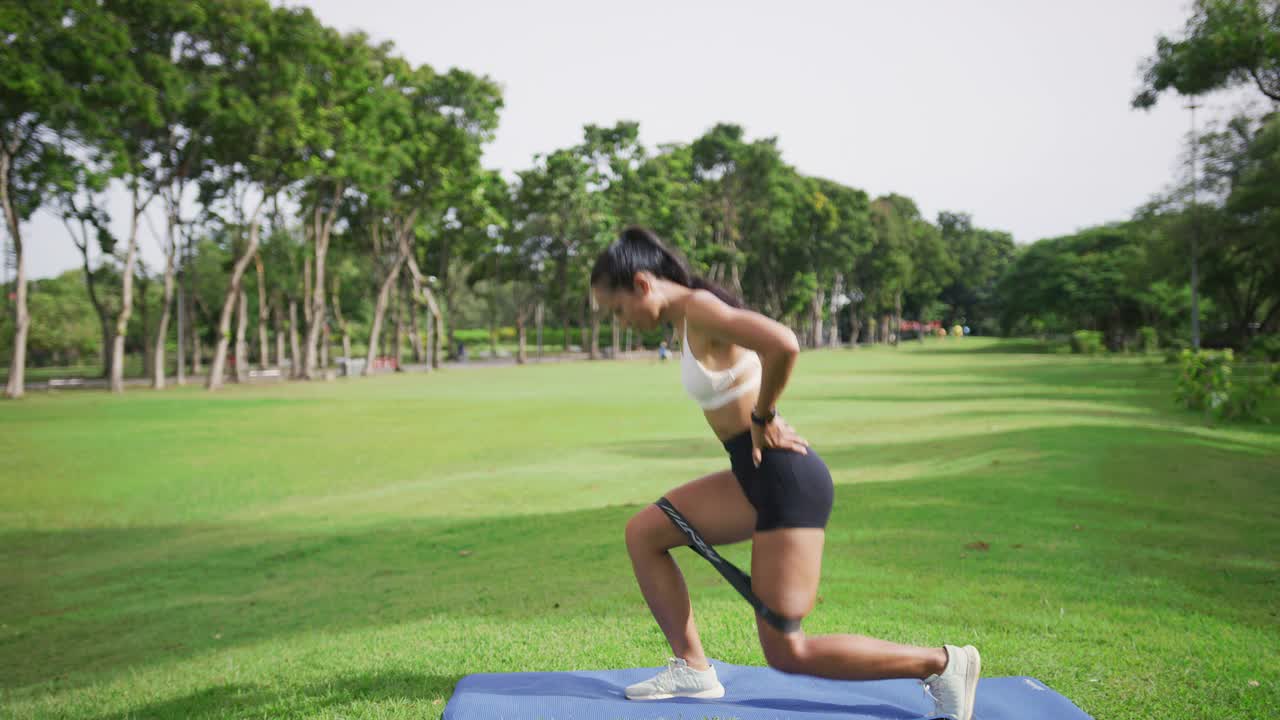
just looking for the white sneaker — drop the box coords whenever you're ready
[624,657,725,700]
[921,644,981,720]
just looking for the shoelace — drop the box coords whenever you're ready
[920,678,943,712]
[654,657,685,692]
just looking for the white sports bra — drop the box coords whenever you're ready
[680,317,762,410]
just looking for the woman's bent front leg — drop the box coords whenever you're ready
[624,468,756,669]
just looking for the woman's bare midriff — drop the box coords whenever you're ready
[684,322,759,443]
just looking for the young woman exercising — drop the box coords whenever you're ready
[589,226,981,720]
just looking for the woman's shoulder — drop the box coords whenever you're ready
[686,289,793,356]
[685,290,749,353]
[686,287,738,317]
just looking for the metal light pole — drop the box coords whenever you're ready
[1186,99,1202,350]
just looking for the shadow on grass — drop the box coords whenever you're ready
[3,423,1277,700]
[86,670,462,720]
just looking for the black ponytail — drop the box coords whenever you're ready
[590,226,745,309]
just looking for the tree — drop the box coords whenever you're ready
[295,30,391,380]
[50,154,118,377]
[997,225,1146,346]
[0,1,136,398]
[1133,0,1280,108]
[429,170,509,360]
[513,148,601,356]
[112,0,218,390]
[366,59,500,374]
[805,178,871,347]
[0,270,102,367]
[201,1,312,391]
[1197,112,1280,338]
[861,196,914,343]
[936,211,1015,333]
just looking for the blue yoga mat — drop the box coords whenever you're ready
[443,659,1094,720]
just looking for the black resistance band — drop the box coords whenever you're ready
[654,496,802,634]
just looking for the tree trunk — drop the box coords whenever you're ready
[431,304,442,369]
[188,274,200,376]
[612,316,621,359]
[190,285,203,376]
[67,214,114,379]
[535,300,544,360]
[396,219,446,371]
[176,255,186,386]
[274,296,286,368]
[811,284,825,350]
[111,188,145,394]
[234,288,248,383]
[176,284,185,384]
[516,307,528,365]
[191,309,203,375]
[320,318,329,375]
[4,243,28,397]
[893,291,903,346]
[394,280,405,371]
[1,156,26,399]
[181,231,197,381]
[137,273,154,380]
[423,301,432,368]
[255,253,269,369]
[828,274,843,348]
[409,274,424,364]
[152,199,180,389]
[301,248,313,376]
[331,281,351,361]
[365,256,405,377]
[488,308,496,356]
[303,251,312,327]
[303,191,340,380]
[288,299,301,378]
[206,197,267,391]
[590,311,601,360]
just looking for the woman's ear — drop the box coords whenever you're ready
[633,271,653,297]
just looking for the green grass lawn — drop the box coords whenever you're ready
[1,338,1277,719]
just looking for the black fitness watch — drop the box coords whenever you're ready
[751,407,777,426]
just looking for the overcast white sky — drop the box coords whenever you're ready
[15,0,1261,280]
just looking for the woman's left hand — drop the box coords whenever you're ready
[751,415,810,467]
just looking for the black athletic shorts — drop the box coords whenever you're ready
[722,428,834,532]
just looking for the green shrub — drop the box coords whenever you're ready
[1163,338,1190,364]
[1246,333,1280,362]
[1070,330,1104,355]
[1138,326,1159,353]
[1175,349,1278,423]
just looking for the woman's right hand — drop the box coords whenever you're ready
[750,415,810,467]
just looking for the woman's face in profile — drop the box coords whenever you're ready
[592,279,660,331]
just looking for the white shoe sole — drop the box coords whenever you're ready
[625,685,725,701]
[961,645,981,720]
